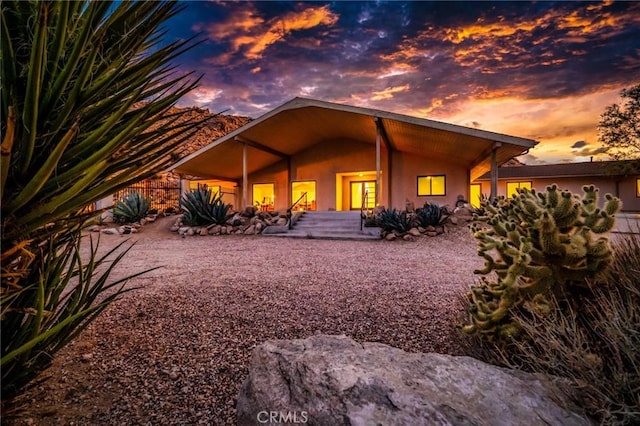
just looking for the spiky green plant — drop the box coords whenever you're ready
[415,201,448,227]
[1,0,203,398]
[375,207,412,234]
[460,185,621,341]
[181,188,234,226]
[113,192,152,224]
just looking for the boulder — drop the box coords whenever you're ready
[255,222,264,233]
[244,225,256,235]
[207,224,221,235]
[237,335,591,426]
[407,227,421,237]
[384,232,397,241]
[276,218,287,226]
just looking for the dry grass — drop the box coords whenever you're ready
[5,218,478,425]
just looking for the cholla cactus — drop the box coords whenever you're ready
[460,185,621,340]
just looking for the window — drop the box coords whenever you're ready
[637,178,640,197]
[253,183,275,211]
[507,181,532,198]
[291,181,316,211]
[417,175,446,196]
[469,184,482,208]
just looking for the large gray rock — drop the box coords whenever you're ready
[237,335,591,426]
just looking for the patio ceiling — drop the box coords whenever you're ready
[170,98,537,182]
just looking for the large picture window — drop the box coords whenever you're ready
[417,175,446,196]
[507,181,532,198]
[636,178,640,197]
[291,181,316,211]
[253,183,275,211]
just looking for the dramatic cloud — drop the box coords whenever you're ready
[168,1,640,163]
[571,141,588,149]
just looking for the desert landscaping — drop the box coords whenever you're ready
[7,216,479,425]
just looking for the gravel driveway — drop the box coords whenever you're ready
[9,217,479,425]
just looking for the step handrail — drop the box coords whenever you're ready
[360,190,369,231]
[287,191,308,230]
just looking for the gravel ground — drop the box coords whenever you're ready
[6,217,479,425]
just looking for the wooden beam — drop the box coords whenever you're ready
[376,124,381,206]
[242,143,248,207]
[235,135,289,159]
[490,143,501,200]
[375,117,395,152]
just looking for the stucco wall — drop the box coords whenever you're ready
[475,175,640,212]
[245,138,473,211]
[390,151,469,210]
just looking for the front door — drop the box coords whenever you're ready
[350,181,376,210]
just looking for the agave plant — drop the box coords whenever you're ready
[1,0,203,398]
[113,192,152,224]
[375,207,412,233]
[414,202,448,227]
[181,188,234,226]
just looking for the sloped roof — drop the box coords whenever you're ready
[171,97,538,181]
[476,160,640,180]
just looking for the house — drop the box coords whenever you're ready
[474,160,640,212]
[170,97,537,212]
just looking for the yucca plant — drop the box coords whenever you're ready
[415,201,448,227]
[1,0,204,399]
[113,192,152,224]
[375,207,412,234]
[181,188,234,226]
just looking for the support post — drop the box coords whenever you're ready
[490,142,501,200]
[242,143,248,208]
[376,123,381,206]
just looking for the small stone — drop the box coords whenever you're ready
[402,234,415,241]
[178,226,190,235]
[199,228,209,236]
[407,228,421,237]
[186,228,195,236]
[426,231,438,237]
[169,372,179,380]
[139,218,147,226]
[145,215,156,223]
[170,225,179,232]
[425,225,436,232]
[244,225,256,235]
[449,216,459,225]
[101,228,119,235]
[385,233,397,241]
[255,222,264,233]
[81,353,93,362]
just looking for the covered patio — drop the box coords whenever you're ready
[171,98,538,211]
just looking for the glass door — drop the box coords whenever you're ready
[350,181,376,210]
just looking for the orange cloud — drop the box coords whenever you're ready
[207,5,339,60]
[371,85,410,101]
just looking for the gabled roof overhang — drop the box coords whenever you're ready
[170,97,538,181]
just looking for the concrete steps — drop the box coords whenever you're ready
[263,211,381,240]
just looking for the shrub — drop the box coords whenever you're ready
[460,185,621,341]
[181,188,233,226]
[461,231,640,425]
[375,207,412,233]
[113,193,151,224]
[414,201,448,227]
[1,1,200,399]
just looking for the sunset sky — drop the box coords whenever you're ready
[166,1,640,164]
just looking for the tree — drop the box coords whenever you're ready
[1,0,203,398]
[598,83,640,160]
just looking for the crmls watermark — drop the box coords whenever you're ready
[256,410,309,424]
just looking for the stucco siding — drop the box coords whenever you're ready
[475,175,640,212]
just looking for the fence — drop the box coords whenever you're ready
[113,180,182,212]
